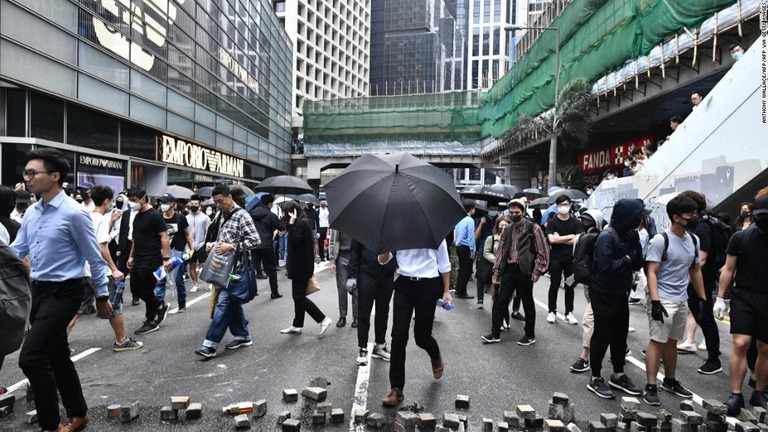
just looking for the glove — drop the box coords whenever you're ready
[345,278,357,294]
[625,229,640,245]
[651,300,668,323]
[696,297,708,322]
[713,297,727,320]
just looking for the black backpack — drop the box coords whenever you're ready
[701,216,732,271]
[573,227,620,285]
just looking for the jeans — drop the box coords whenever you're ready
[252,247,279,295]
[390,276,442,390]
[278,232,287,262]
[155,249,187,307]
[687,283,720,361]
[203,288,250,348]
[492,265,536,337]
[589,292,629,377]
[335,256,358,318]
[548,259,575,314]
[19,280,88,430]
[455,245,473,295]
[357,271,394,347]
[131,267,160,322]
[449,244,458,287]
[318,227,328,260]
[292,276,326,328]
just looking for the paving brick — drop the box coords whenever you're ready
[754,407,767,424]
[497,421,509,432]
[636,412,657,428]
[367,412,386,428]
[503,411,520,427]
[312,410,326,425]
[277,410,291,424]
[679,401,695,412]
[397,411,420,427]
[704,417,728,432]
[553,392,570,405]
[0,394,15,409]
[629,421,646,432]
[282,388,298,402]
[525,415,545,429]
[281,418,301,431]
[563,403,576,423]
[458,413,468,428]
[394,422,416,432]
[601,413,619,428]
[482,417,494,431]
[517,404,536,420]
[622,397,641,410]
[301,386,327,401]
[235,413,251,429]
[160,406,178,422]
[354,409,370,423]
[566,424,583,432]
[656,409,672,423]
[702,399,728,416]
[26,409,37,424]
[545,419,567,432]
[455,395,470,409]
[741,408,759,424]
[588,420,608,432]
[253,399,266,418]
[186,403,202,420]
[670,419,689,432]
[443,413,461,429]
[757,423,768,432]
[418,412,437,429]
[106,403,121,419]
[330,408,345,423]
[549,402,565,420]
[120,401,140,423]
[436,427,451,432]
[620,407,638,421]
[0,406,9,418]
[170,396,190,410]
[316,402,332,414]
[736,422,761,432]
[680,411,703,425]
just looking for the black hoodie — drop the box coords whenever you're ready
[590,199,645,296]
[249,204,284,249]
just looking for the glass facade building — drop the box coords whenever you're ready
[0,0,293,190]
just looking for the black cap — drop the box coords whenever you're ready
[158,193,176,203]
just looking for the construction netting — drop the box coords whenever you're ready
[304,0,738,145]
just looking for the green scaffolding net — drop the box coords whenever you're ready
[304,0,736,146]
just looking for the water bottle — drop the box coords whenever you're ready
[153,256,185,281]
[112,280,125,304]
[436,299,454,311]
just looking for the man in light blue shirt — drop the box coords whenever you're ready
[453,201,476,299]
[10,148,111,432]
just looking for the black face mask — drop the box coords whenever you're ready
[510,215,523,224]
[80,192,90,201]
[115,200,124,210]
[740,210,750,218]
[189,206,199,213]
[681,216,699,231]
[76,198,84,204]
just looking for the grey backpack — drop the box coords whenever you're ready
[0,240,31,356]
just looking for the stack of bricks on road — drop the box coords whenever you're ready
[158,396,203,423]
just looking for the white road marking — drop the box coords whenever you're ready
[169,292,212,314]
[349,342,374,431]
[6,348,102,394]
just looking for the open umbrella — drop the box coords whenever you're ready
[530,197,551,208]
[231,184,255,196]
[294,193,320,206]
[522,188,543,200]
[547,188,589,204]
[256,175,313,195]
[244,192,268,212]
[490,184,521,198]
[325,153,465,253]
[459,185,511,203]
[154,185,194,199]
[196,186,214,198]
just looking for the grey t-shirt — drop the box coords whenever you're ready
[646,229,701,302]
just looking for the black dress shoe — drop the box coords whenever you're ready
[132,298,140,306]
[270,293,282,299]
[336,317,346,327]
[511,311,525,321]
[351,319,358,328]
[256,273,267,280]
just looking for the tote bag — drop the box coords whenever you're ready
[200,243,236,289]
[228,250,258,303]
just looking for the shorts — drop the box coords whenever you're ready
[647,298,688,343]
[77,277,96,315]
[729,288,768,343]
[191,246,208,264]
[107,276,123,317]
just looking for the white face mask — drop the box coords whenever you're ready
[129,202,141,212]
[160,204,170,212]
[488,211,498,217]
[205,208,213,216]
[558,206,570,215]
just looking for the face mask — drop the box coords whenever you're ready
[80,192,90,201]
[755,219,768,234]
[510,215,523,224]
[129,202,141,212]
[189,205,199,213]
[76,198,83,204]
[607,175,615,180]
[732,51,743,61]
[160,204,170,212]
[624,160,631,167]
[320,203,327,208]
[586,190,593,196]
[681,216,699,230]
[558,206,570,215]
[115,200,124,210]
[488,211,498,217]
[205,208,213,216]
[740,210,750,218]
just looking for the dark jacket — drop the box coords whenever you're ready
[287,217,315,281]
[249,204,283,249]
[590,199,645,296]
[0,239,31,356]
[348,239,396,279]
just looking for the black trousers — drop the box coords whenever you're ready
[589,292,629,377]
[357,271,394,348]
[318,228,328,260]
[548,259,575,314]
[492,265,535,337]
[687,283,720,361]
[390,276,442,390]
[455,245,473,295]
[252,248,278,295]
[130,268,160,322]
[291,276,325,328]
[19,280,88,430]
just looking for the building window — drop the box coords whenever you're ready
[5,89,27,137]
[275,1,286,13]
[30,93,64,142]
[67,104,119,154]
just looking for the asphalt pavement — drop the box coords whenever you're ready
[0,262,739,431]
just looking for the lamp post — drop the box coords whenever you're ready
[503,24,561,189]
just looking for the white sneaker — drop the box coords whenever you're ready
[279,259,286,267]
[677,340,697,353]
[565,312,579,325]
[547,312,556,323]
[356,348,368,366]
[189,284,199,293]
[318,317,332,337]
[280,326,303,334]
[698,340,707,351]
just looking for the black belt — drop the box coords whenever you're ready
[31,278,85,287]
[401,276,439,281]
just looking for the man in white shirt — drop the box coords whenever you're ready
[317,199,330,261]
[11,189,30,223]
[78,182,95,212]
[378,241,453,407]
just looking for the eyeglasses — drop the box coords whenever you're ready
[22,170,53,180]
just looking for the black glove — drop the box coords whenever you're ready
[696,297,708,322]
[651,300,668,323]
[624,229,640,245]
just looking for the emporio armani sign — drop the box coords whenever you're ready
[158,135,244,178]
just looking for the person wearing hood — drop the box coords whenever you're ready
[587,199,646,400]
[249,194,284,299]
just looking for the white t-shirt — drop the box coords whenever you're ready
[84,212,113,277]
[318,206,330,228]
[646,229,701,302]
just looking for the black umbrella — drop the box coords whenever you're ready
[325,153,465,253]
[459,185,511,203]
[196,186,214,198]
[294,193,320,206]
[523,188,543,200]
[231,184,255,196]
[530,197,550,208]
[547,188,589,204]
[490,184,521,198]
[255,175,313,195]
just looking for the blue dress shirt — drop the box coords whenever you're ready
[11,190,109,298]
[454,215,476,254]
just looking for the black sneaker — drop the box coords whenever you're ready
[225,339,253,350]
[587,377,614,399]
[725,393,744,416]
[156,303,170,324]
[131,298,140,306]
[194,345,216,358]
[511,311,525,321]
[517,335,536,346]
[134,320,159,335]
[697,359,723,375]
[371,345,390,361]
[750,390,768,409]
[481,334,501,344]
[113,338,144,352]
[177,304,186,313]
[643,384,660,406]
[570,358,590,373]
[609,374,642,396]
[661,378,693,398]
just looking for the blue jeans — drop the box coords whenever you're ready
[155,249,187,306]
[279,232,288,263]
[203,288,250,348]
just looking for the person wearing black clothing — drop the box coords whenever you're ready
[279,201,332,336]
[586,199,646,399]
[303,203,320,260]
[127,187,172,335]
[0,185,20,244]
[249,194,284,299]
[156,193,193,312]
[546,195,584,324]
[348,239,396,366]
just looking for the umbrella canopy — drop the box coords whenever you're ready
[256,175,313,195]
[153,185,194,199]
[530,197,551,208]
[231,184,255,196]
[459,185,511,203]
[202,198,214,206]
[489,184,521,198]
[244,192,269,212]
[196,186,214,198]
[522,188,543,200]
[294,193,320,206]
[274,195,295,205]
[325,153,465,253]
[547,188,589,204]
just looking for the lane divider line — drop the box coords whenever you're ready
[169,292,212,314]
[6,348,102,394]
[350,342,374,431]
